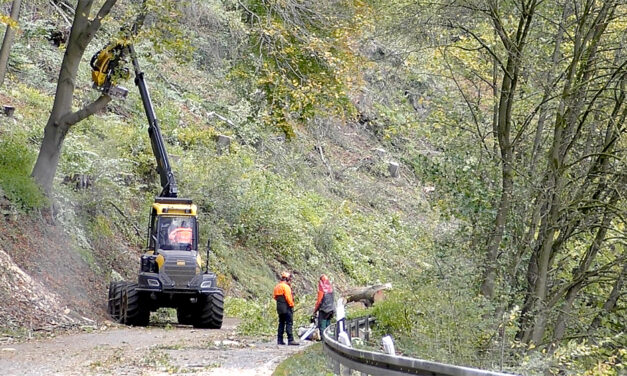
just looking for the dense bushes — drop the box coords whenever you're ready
[0,136,47,211]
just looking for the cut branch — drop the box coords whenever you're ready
[57,94,112,128]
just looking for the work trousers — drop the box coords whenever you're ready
[318,310,333,334]
[277,309,294,343]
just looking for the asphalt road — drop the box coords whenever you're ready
[0,318,310,376]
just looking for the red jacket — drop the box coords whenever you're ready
[314,275,334,313]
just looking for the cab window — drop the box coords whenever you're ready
[157,216,196,250]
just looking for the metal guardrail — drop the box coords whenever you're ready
[322,316,516,376]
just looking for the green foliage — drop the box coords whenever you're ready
[0,136,47,211]
[273,343,332,376]
[234,0,366,136]
[3,1,621,374]
[371,290,416,334]
[371,273,495,368]
[225,297,277,337]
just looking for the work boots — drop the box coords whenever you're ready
[287,340,300,346]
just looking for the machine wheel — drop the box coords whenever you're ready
[123,283,150,326]
[107,282,116,317]
[108,281,124,322]
[177,306,194,325]
[193,290,224,329]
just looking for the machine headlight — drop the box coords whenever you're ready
[147,279,160,287]
[200,281,212,288]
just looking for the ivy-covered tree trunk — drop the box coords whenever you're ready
[31,0,116,195]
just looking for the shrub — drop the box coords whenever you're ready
[0,137,47,211]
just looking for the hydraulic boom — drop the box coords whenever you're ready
[128,45,177,198]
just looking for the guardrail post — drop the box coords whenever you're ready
[382,335,395,355]
[335,297,347,341]
[332,358,340,375]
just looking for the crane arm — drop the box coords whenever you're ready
[91,43,178,198]
[128,45,178,198]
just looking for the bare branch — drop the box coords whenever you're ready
[48,0,72,26]
[85,0,118,39]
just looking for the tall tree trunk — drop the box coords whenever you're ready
[0,0,22,86]
[31,0,117,194]
[480,0,538,298]
[509,5,569,301]
[517,0,618,344]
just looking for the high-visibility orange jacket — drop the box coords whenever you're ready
[169,227,193,244]
[273,280,294,314]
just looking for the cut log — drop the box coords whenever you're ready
[344,283,391,307]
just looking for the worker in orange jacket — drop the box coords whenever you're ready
[169,221,193,245]
[313,274,335,334]
[273,271,299,345]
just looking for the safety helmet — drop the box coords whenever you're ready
[281,271,291,281]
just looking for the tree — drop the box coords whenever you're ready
[516,0,625,345]
[235,0,363,137]
[31,0,117,195]
[477,0,539,298]
[371,0,626,360]
[0,0,22,86]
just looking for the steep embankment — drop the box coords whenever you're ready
[0,197,137,333]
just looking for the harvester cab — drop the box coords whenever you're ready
[98,42,224,329]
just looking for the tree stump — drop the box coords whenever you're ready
[3,106,15,117]
[388,162,400,177]
[216,134,232,155]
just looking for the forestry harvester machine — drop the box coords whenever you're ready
[93,43,224,328]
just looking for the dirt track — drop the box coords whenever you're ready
[0,318,309,376]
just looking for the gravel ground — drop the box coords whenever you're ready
[0,318,310,376]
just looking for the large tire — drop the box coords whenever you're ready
[177,306,194,325]
[108,281,124,322]
[107,282,116,316]
[193,290,224,329]
[123,283,150,326]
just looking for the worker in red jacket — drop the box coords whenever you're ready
[273,271,299,345]
[313,274,335,333]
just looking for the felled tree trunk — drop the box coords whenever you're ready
[344,283,391,307]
